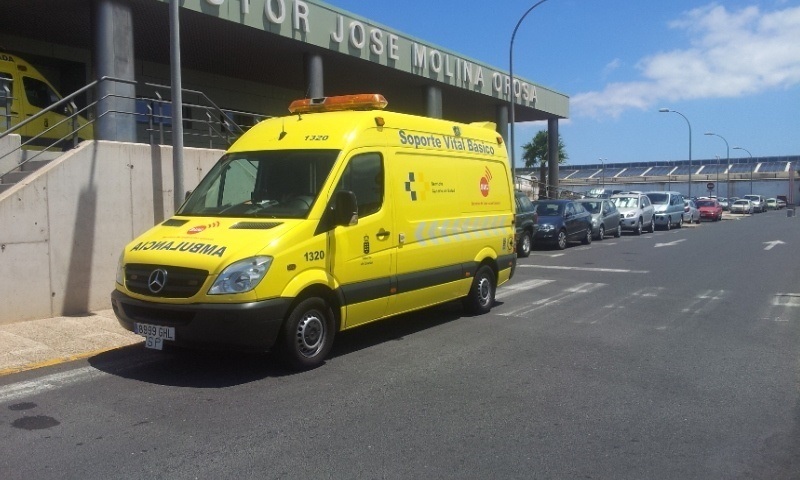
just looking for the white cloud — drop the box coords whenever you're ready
[572,3,800,118]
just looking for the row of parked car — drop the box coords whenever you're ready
[513,190,752,254]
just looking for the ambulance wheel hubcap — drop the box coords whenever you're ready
[477,278,492,307]
[296,312,325,357]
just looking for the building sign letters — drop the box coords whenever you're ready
[201,0,537,105]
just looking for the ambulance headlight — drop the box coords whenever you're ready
[209,256,272,295]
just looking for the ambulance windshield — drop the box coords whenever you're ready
[178,150,339,218]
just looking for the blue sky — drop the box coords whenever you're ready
[329,0,800,166]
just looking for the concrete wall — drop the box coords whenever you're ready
[0,134,22,175]
[0,141,222,324]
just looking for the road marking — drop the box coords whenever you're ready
[518,265,648,274]
[773,294,800,307]
[499,282,606,317]
[763,240,786,251]
[654,239,686,248]
[496,279,554,300]
[0,366,106,404]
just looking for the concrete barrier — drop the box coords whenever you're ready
[0,141,222,324]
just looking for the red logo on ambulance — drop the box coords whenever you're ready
[479,167,493,197]
[187,225,206,234]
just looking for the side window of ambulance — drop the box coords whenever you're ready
[335,153,383,218]
[22,76,60,110]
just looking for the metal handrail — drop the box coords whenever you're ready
[1,77,269,180]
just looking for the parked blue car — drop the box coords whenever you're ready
[532,199,593,250]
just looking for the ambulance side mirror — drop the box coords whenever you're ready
[334,190,359,226]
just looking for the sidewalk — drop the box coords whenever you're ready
[0,310,142,376]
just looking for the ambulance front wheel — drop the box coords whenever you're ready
[276,297,335,370]
[463,265,496,315]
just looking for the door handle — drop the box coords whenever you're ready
[376,229,390,240]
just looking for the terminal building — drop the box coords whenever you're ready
[0,0,568,150]
[0,0,569,323]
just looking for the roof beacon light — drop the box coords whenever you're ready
[288,94,388,114]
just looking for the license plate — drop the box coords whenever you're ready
[134,323,176,350]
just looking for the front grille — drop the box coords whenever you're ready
[125,263,208,298]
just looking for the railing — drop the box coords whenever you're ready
[1,77,268,179]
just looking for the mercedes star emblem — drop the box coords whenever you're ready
[148,269,168,293]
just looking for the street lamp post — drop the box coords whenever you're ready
[704,132,729,199]
[659,108,692,198]
[733,146,754,194]
[599,157,606,190]
[509,0,550,186]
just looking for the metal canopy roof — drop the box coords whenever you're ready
[1,0,568,123]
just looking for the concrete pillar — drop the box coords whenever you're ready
[548,118,559,197]
[304,53,324,98]
[93,0,136,142]
[424,85,442,119]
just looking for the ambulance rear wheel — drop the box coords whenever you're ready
[463,265,496,315]
[276,297,335,370]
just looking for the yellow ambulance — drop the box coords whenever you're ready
[0,52,92,147]
[112,94,516,369]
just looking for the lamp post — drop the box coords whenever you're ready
[509,0,550,185]
[733,146,753,194]
[659,108,692,198]
[704,132,729,199]
[599,157,606,191]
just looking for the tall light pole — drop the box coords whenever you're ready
[704,132,729,199]
[509,0,550,185]
[733,146,754,194]
[599,157,606,191]
[659,108,693,198]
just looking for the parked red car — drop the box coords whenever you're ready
[696,198,723,221]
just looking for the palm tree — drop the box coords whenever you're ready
[521,130,568,196]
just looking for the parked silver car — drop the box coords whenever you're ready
[576,198,622,240]
[645,191,685,230]
[730,199,753,214]
[743,194,767,213]
[683,199,700,223]
[610,192,655,235]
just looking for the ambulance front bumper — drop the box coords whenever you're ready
[111,289,292,350]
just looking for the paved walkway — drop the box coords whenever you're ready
[0,310,141,376]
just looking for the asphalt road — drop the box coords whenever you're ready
[1,210,798,479]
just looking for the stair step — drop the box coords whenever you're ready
[1,170,31,184]
[20,159,51,171]
[0,183,13,194]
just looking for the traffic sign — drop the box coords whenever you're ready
[707,182,714,190]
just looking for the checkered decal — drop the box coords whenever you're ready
[405,172,427,201]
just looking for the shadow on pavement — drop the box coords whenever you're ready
[88,300,469,387]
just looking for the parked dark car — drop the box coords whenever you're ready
[514,191,538,257]
[532,199,593,250]
[575,198,622,239]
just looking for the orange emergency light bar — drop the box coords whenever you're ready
[288,94,388,114]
